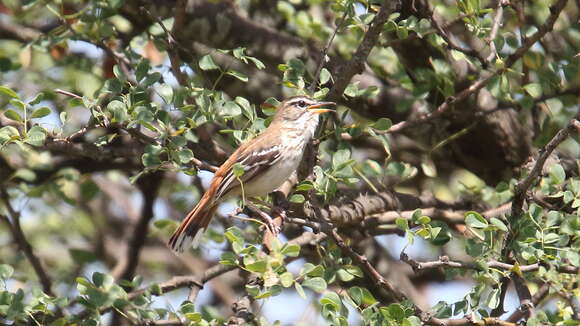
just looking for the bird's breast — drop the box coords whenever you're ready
[242,143,305,197]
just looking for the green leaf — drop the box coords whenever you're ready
[224,226,244,244]
[142,144,164,167]
[247,56,265,70]
[388,303,406,322]
[281,244,300,257]
[113,64,126,80]
[142,72,162,87]
[490,218,508,232]
[289,194,305,203]
[337,265,363,282]
[344,83,359,97]
[319,68,331,85]
[92,272,105,287]
[184,312,202,322]
[295,282,306,299]
[69,248,97,264]
[135,60,150,82]
[76,277,92,289]
[320,292,342,311]
[10,99,25,111]
[60,111,68,124]
[153,219,175,229]
[372,118,392,131]
[411,209,422,222]
[245,260,267,273]
[403,316,422,326]
[302,277,327,293]
[301,263,324,277]
[24,126,46,146]
[523,83,542,98]
[235,96,253,119]
[106,100,127,123]
[396,217,409,231]
[177,148,194,164]
[280,272,294,287]
[0,264,14,279]
[226,70,248,82]
[28,92,44,105]
[465,211,488,228]
[31,107,51,118]
[421,161,437,177]
[220,252,238,265]
[13,168,35,182]
[217,100,242,117]
[232,163,245,178]
[0,86,18,98]
[543,233,559,244]
[332,149,351,170]
[487,288,500,309]
[0,125,20,144]
[417,215,431,225]
[4,109,22,122]
[549,164,565,184]
[199,54,219,71]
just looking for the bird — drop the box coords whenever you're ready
[168,95,335,253]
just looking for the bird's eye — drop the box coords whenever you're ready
[297,100,306,107]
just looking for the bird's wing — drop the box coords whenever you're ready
[211,136,283,200]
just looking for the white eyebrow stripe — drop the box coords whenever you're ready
[287,97,315,106]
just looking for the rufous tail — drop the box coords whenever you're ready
[168,196,217,253]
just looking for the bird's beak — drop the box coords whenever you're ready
[308,101,335,114]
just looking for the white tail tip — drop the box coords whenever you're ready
[171,227,205,254]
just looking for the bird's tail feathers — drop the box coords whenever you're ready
[168,197,217,253]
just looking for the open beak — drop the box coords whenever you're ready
[307,101,336,114]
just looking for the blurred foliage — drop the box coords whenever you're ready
[0,0,579,325]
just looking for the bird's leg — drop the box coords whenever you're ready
[244,202,280,235]
[271,191,288,227]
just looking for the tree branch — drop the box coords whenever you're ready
[506,282,550,323]
[486,0,508,63]
[382,0,569,135]
[511,114,579,217]
[424,0,487,67]
[296,189,466,227]
[111,172,163,281]
[75,263,237,320]
[0,188,55,297]
[327,0,397,101]
[399,254,578,274]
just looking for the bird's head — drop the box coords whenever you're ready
[274,95,335,127]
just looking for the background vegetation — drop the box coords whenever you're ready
[0,0,578,325]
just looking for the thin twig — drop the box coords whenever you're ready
[511,114,579,218]
[75,263,236,320]
[308,3,350,93]
[327,0,395,101]
[506,283,550,323]
[381,0,569,135]
[0,188,54,296]
[111,173,163,281]
[486,0,506,63]
[399,254,578,274]
[425,1,487,67]
[325,224,517,326]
